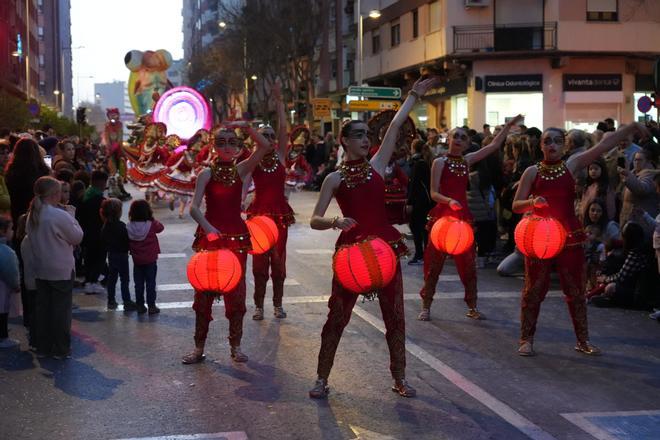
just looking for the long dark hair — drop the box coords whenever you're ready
[129,199,154,222]
[585,158,609,199]
[4,138,50,181]
[621,222,645,253]
[583,199,608,231]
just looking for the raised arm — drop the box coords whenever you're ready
[465,115,523,166]
[568,123,649,172]
[189,169,219,235]
[273,82,288,161]
[310,172,357,231]
[236,124,272,180]
[371,77,440,175]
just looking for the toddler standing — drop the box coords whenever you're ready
[101,198,136,311]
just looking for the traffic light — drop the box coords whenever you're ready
[76,107,87,125]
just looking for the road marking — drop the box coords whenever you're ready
[75,291,561,313]
[349,425,396,440]
[561,410,660,440]
[296,249,335,255]
[158,283,193,291]
[159,253,187,259]
[248,278,300,286]
[112,432,248,440]
[352,305,558,440]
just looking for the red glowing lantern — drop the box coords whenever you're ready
[246,216,279,255]
[187,250,242,293]
[430,216,474,255]
[514,215,567,259]
[333,237,397,294]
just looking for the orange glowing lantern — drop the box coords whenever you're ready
[187,250,242,293]
[514,215,566,259]
[246,216,279,255]
[430,216,474,255]
[333,237,397,294]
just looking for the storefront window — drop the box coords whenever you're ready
[451,95,468,128]
[634,92,657,123]
[486,93,543,128]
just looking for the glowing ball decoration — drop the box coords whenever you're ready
[246,216,279,255]
[187,250,242,293]
[430,216,474,255]
[514,215,567,259]
[153,86,212,142]
[333,237,397,294]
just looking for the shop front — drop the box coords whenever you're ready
[423,76,468,130]
[483,74,544,129]
[634,74,657,123]
[563,73,624,131]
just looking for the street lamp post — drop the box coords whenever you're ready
[356,0,381,87]
[53,89,61,112]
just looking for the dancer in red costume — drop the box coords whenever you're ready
[512,123,648,356]
[127,122,169,193]
[155,134,200,218]
[308,76,440,399]
[244,83,295,320]
[181,122,272,365]
[285,127,313,197]
[418,116,523,321]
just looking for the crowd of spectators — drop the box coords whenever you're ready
[0,126,161,354]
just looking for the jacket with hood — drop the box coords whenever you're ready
[127,220,164,265]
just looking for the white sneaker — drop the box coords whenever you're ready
[649,309,660,320]
[0,338,20,349]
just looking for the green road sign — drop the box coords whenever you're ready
[348,86,402,99]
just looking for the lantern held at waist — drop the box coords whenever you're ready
[430,216,474,255]
[514,215,567,259]
[333,237,397,294]
[246,215,279,255]
[187,249,242,293]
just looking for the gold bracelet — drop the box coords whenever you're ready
[331,216,340,230]
[408,90,421,101]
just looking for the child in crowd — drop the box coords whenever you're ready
[77,170,109,294]
[0,215,20,348]
[101,198,136,311]
[127,200,164,315]
[584,224,606,291]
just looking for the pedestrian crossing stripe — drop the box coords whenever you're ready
[112,432,248,440]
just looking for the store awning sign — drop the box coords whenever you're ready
[563,74,622,92]
[484,75,543,92]
[427,77,468,99]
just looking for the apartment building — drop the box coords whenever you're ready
[359,0,660,131]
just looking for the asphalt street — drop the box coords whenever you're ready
[1,189,659,440]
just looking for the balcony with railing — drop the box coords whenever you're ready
[453,22,557,54]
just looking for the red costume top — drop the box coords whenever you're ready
[246,150,295,227]
[285,153,313,186]
[426,154,472,228]
[165,151,193,172]
[192,160,252,253]
[335,159,407,258]
[530,160,584,247]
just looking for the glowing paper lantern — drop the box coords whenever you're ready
[514,215,567,259]
[430,216,474,255]
[333,237,397,294]
[187,250,242,293]
[246,216,279,255]
[153,86,212,142]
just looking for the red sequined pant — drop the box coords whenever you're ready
[193,252,247,347]
[252,225,288,308]
[520,245,589,344]
[420,243,477,309]
[316,265,406,381]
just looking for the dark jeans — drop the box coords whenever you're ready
[107,252,132,304]
[35,277,73,356]
[84,243,106,284]
[409,208,429,260]
[134,262,157,307]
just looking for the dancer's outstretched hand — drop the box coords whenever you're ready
[411,76,442,98]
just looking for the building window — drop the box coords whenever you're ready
[38,26,44,40]
[412,8,419,39]
[429,1,441,32]
[372,30,380,54]
[390,20,400,47]
[587,0,618,21]
[39,54,44,66]
[331,58,337,78]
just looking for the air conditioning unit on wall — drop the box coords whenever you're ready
[465,0,490,7]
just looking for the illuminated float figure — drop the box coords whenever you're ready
[418,115,522,322]
[307,76,440,400]
[511,122,649,357]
